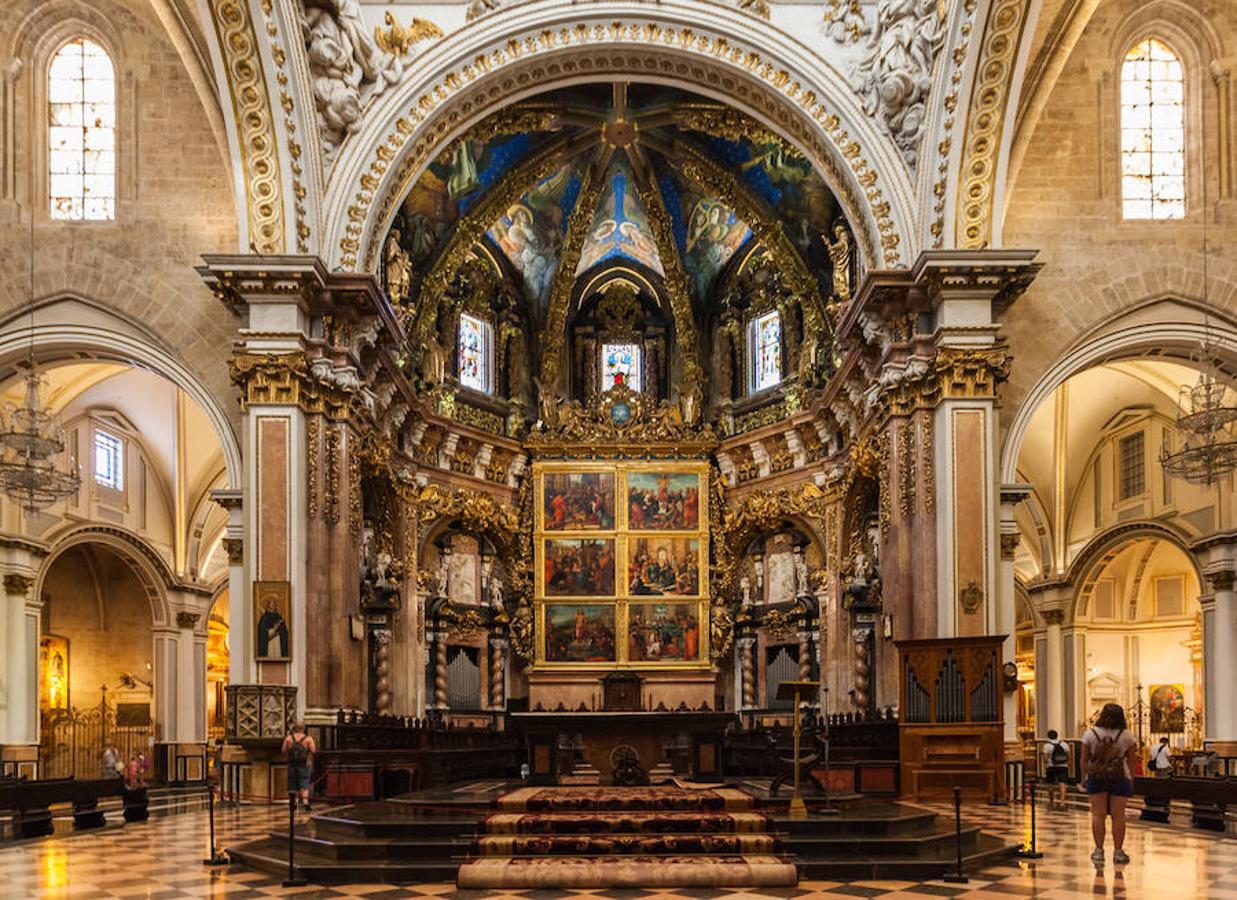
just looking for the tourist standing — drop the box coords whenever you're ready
[1148,736,1172,778]
[1042,729,1070,808]
[1080,703,1138,865]
[101,743,120,779]
[281,723,316,810]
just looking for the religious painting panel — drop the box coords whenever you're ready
[449,535,480,604]
[627,537,702,598]
[254,580,291,661]
[1149,683,1185,733]
[40,634,69,712]
[540,471,616,531]
[542,603,617,663]
[541,538,617,597]
[575,163,664,276]
[625,471,702,531]
[487,162,582,309]
[626,602,704,663]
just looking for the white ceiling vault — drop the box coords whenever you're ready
[191,0,1045,272]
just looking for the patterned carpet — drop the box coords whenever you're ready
[0,794,1233,897]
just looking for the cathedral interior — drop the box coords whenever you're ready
[0,0,1236,895]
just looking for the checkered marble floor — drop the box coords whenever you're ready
[0,797,1233,898]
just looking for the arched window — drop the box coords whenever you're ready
[1120,37,1184,220]
[748,309,782,393]
[458,313,493,393]
[48,38,115,221]
[601,342,641,391]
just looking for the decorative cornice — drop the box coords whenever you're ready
[955,0,1032,248]
[207,0,284,253]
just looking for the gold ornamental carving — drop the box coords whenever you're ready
[348,27,902,274]
[207,0,284,253]
[373,12,444,56]
[3,573,33,595]
[440,604,486,640]
[306,415,320,519]
[956,0,1031,248]
[324,423,342,524]
[921,412,935,513]
[898,419,915,518]
[761,603,807,641]
[222,537,244,564]
[229,351,371,419]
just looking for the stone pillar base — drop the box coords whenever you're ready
[157,741,208,785]
[220,743,289,803]
[0,744,39,779]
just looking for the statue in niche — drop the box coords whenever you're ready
[679,379,703,426]
[435,549,450,599]
[489,572,504,610]
[533,375,560,427]
[824,223,853,305]
[383,229,412,303]
[793,546,810,597]
[740,574,752,607]
[360,524,398,608]
[798,330,819,385]
[424,329,447,386]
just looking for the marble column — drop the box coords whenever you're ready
[1039,607,1066,739]
[997,485,1030,745]
[1194,536,1237,749]
[210,489,250,684]
[0,569,41,776]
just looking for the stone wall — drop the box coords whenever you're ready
[1001,0,1237,438]
[0,0,239,432]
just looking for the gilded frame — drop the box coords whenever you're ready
[531,459,711,670]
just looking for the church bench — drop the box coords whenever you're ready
[1134,776,1237,831]
[0,776,148,839]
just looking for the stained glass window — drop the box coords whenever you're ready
[458,313,492,393]
[49,38,115,221]
[601,343,641,392]
[749,310,781,392]
[1121,37,1184,220]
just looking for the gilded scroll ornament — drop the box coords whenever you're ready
[325,424,342,524]
[207,0,283,253]
[307,415,320,519]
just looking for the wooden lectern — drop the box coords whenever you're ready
[776,679,820,819]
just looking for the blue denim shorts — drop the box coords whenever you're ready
[1083,776,1133,797]
[288,765,311,791]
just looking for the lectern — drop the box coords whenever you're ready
[776,679,820,819]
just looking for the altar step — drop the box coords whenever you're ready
[457,785,797,888]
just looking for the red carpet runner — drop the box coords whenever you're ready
[456,786,797,888]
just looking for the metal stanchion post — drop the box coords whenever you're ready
[202,783,229,866]
[819,687,839,816]
[942,785,970,884]
[1016,776,1044,859]
[282,793,308,887]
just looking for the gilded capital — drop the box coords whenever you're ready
[176,611,201,630]
[1000,532,1020,561]
[3,573,34,596]
[222,537,244,564]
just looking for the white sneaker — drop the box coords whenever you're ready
[1091,848,1105,863]
[1113,850,1130,864]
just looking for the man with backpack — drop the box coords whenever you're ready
[1080,704,1138,865]
[1041,729,1070,808]
[281,723,317,810]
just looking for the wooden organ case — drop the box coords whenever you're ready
[896,636,1006,801]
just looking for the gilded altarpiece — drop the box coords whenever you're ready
[532,460,711,671]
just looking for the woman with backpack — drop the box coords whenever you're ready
[1080,703,1139,865]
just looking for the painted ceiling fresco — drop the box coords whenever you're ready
[575,163,664,277]
[486,163,584,309]
[386,84,847,314]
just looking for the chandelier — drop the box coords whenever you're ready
[0,360,81,513]
[1159,352,1237,486]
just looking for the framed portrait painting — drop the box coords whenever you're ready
[254,580,291,661]
[542,538,617,597]
[627,536,702,597]
[626,602,703,663]
[1149,683,1185,733]
[543,604,617,663]
[541,471,616,531]
[625,471,702,531]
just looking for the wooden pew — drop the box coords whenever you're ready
[1134,776,1237,831]
[0,777,149,839]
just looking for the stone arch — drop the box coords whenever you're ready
[320,1,916,275]
[36,524,176,628]
[1000,295,1237,483]
[0,294,242,488]
[1064,519,1201,623]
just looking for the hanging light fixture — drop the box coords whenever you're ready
[1159,63,1237,486]
[0,195,81,512]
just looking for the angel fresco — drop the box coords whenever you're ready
[488,165,577,306]
[576,165,664,276]
[683,196,750,299]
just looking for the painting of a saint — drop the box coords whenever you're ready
[1149,684,1185,733]
[682,193,750,299]
[627,602,700,662]
[628,537,701,597]
[543,472,616,530]
[544,539,616,597]
[40,635,69,711]
[626,472,701,530]
[488,164,579,306]
[254,581,291,660]
[545,604,616,663]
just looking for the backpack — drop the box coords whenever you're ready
[1086,728,1127,781]
[1049,741,1069,766]
[287,734,310,767]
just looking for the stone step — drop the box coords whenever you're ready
[482,810,770,834]
[474,832,778,855]
[226,838,461,883]
[777,823,985,858]
[795,832,1016,881]
[457,854,800,888]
